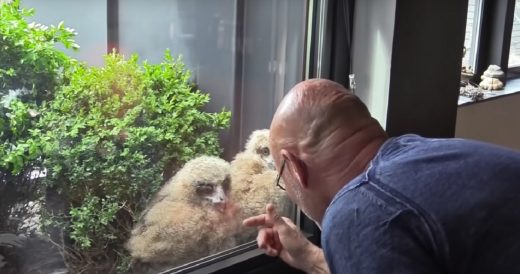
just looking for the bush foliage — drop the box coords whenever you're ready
[1,0,77,174]
[0,0,77,105]
[0,0,77,233]
[1,1,231,272]
[35,51,230,271]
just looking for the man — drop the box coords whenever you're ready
[243,78,520,274]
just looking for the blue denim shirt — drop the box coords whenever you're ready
[322,134,520,274]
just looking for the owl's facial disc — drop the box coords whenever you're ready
[256,146,276,170]
[197,183,228,212]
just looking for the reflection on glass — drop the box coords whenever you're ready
[0,0,305,273]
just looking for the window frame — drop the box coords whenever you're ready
[464,0,484,75]
[308,0,355,87]
[468,0,516,83]
[107,0,119,53]
[508,0,520,70]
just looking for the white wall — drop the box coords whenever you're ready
[456,94,520,151]
[351,0,396,128]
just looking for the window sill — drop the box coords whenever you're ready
[458,78,520,106]
[159,208,316,274]
[162,232,317,274]
[161,241,264,274]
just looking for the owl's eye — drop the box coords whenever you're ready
[257,146,270,157]
[196,182,214,195]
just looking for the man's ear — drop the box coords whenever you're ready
[281,149,308,189]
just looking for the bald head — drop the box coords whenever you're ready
[271,78,376,155]
[269,79,387,224]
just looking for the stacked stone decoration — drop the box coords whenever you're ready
[479,65,504,90]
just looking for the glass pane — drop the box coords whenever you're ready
[22,0,107,66]
[118,0,236,115]
[462,0,482,74]
[238,0,306,147]
[509,0,520,67]
[0,0,304,273]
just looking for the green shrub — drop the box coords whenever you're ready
[1,0,77,175]
[0,0,77,105]
[0,2,231,272]
[34,51,231,272]
[0,0,76,232]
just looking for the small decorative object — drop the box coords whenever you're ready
[460,82,485,102]
[479,65,504,90]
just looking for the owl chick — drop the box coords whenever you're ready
[230,130,292,244]
[244,129,274,170]
[126,156,240,272]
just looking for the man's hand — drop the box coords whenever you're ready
[242,204,330,274]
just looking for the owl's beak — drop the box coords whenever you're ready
[266,158,276,170]
[208,186,228,213]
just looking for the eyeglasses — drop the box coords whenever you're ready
[275,159,286,191]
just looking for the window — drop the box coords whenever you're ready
[509,0,520,68]
[462,0,483,75]
[459,0,520,104]
[0,0,309,273]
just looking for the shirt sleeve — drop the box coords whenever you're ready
[322,185,444,274]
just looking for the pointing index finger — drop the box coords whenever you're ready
[242,203,283,228]
[242,214,268,227]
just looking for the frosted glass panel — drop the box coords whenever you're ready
[118,0,306,148]
[118,0,236,114]
[239,0,306,146]
[23,0,107,66]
